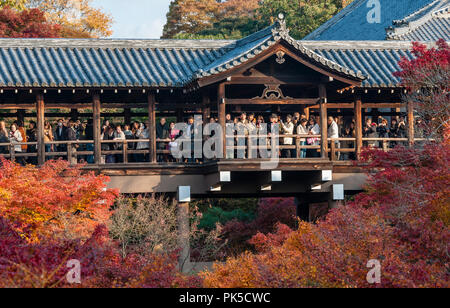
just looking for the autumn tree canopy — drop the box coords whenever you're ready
[162,0,352,39]
[25,0,113,38]
[0,0,113,38]
[395,40,450,140]
[0,0,27,10]
[0,6,61,38]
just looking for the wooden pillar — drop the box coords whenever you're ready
[92,94,101,165]
[304,107,310,120]
[148,93,157,163]
[319,84,328,159]
[354,96,363,158]
[407,101,415,147]
[36,94,45,166]
[202,93,210,122]
[217,83,226,158]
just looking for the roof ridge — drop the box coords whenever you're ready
[393,0,448,24]
[303,0,367,40]
[0,38,236,49]
[386,0,450,39]
[193,18,366,83]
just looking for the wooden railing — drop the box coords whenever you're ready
[0,136,432,165]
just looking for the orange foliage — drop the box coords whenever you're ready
[203,142,450,288]
[0,159,118,242]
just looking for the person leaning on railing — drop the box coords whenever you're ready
[280,114,295,158]
[26,121,38,165]
[44,121,54,155]
[9,123,25,165]
[113,125,126,163]
[297,118,309,159]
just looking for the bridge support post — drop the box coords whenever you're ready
[329,184,345,209]
[354,96,363,159]
[295,197,310,222]
[319,84,328,159]
[92,94,101,165]
[177,186,191,273]
[217,83,226,159]
[407,101,415,147]
[148,93,157,163]
[36,93,45,166]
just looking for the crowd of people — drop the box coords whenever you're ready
[0,112,414,165]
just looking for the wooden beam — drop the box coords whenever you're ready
[36,94,45,166]
[225,76,321,85]
[202,93,211,122]
[310,103,355,109]
[197,45,362,88]
[217,83,226,158]
[319,84,328,159]
[148,93,157,163]
[92,94,101,165]
[226,98,320,105]
[304,107,310,120]
[354,97,363,158]
[362,103,404,109]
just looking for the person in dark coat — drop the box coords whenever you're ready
[26,121,37,164]
[54,118,67,154]
[156,118,169,162]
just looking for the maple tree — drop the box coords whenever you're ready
[0,0,27,10]
[394,40,450,140]
[0,160,201,288]
[0,6,61,38]
[26,0,113,38]
[0,158,118,242]
[219,198,297,256]
[0,219,202,288]
[203,142,450,288]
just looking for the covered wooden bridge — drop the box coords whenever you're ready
[0,18,422,205]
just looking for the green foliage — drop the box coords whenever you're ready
[163,0,350,40]
[258,0,345,39]
[198,206,255,230]
[175,17,262,40]
[0,0,26,10]
[192,198,259,214]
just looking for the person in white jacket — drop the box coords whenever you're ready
[328,116,340,160]
[281,115,294,158]
[297,118,309,158]
[308,118,321,158]
[9,123,23,153]
[135,123,149,162]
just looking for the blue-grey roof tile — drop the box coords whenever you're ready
[305,0,444,41]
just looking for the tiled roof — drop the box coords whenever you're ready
[0,39,231,88]
[192,20,366,82]
[386,0,450,41]
[0,21,430,89]
[304,0,438,41]
[302,41,419,87]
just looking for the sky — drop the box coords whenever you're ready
[92,0,172,39]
